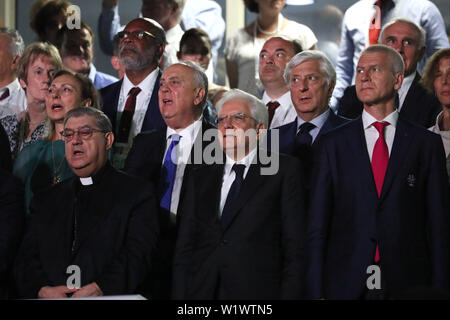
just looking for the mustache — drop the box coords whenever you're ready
[119,44,139,56]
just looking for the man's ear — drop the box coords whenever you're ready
[105,132,114,150]
[417,46,426,61]
[11,55,20,72]
[193,87,206,106]
[393,72,404,91]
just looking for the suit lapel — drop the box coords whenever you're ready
[221,150,267,232]
[379,118,415,202]
[350,118,380,199]
[142,71,166,132]
[399,73,421,118]
[102,80,122,130]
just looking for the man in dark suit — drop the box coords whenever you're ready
[306,45,450,300]
[0,169,24,299]
[100,18,167,169]
[338,19,441,128]
[270,50,348,162]
[124,61,215,299]
[14,107,159,299]
[173,89,306,300]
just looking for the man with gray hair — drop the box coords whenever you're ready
[0,28,26,118]
[268,50,347,185]
[173,89,307,299]
[306,45,450,299]
[14,107,159,299]
[100,18,167,169]
[124,61,215,299]
[338,18,441,128]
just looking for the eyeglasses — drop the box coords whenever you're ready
[117,30,155,41]
[217,112,257,125]
[60,127,106,142]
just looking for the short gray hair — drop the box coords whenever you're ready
[173,61,209,110]
[64,107,112,133]
[216,89,268,129]
[0,27,25,57]
[380,18,426,49]
[284,50,336,90]
[361,44,405,74]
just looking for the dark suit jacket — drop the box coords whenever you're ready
[100,71,166,134]
[306,117,450,299]
[173,150,307,300]
[123,120,216,299]
[0,124,11,172]
[13,164,159,298]
[338,74,441,128]
[0,169,24,299]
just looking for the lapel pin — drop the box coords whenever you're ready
[407,174,416,187]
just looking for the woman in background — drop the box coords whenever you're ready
[13,70,99,214]
[0,42,63,160]
[421,48,450,182]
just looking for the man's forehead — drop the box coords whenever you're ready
[162,64,191,78]
[263,38,292,51]
[125,18,157,32]
[383,22,419,39]
[220,99,251,114]
[65,115,95,128]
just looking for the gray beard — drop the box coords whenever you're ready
[120,55,153,71]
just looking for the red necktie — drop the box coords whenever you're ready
[369,0,382,45]
[267,101,280,127]
[371,121,389,263]
[117,87,141,143]
[0,88,9,101]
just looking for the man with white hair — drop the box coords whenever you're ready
[173,89,306,299]
[268,50,347,184]
[306,45,450,299]
[338,18,441,128]
[0,28,26,118]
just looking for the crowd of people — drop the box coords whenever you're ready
[0,0,449,300]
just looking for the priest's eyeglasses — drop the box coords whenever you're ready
[117,30,156,41]
[60,127,106,142]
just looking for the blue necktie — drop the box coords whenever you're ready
[160,134,181,211]
[221,163,246,230]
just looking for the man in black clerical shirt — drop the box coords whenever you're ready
[14,107,159,299]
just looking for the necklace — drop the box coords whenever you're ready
[51,141,66,185]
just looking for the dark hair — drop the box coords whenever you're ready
[59,21,94,57]
[32,0,72,42]
[179,28,212,56]
[244,0,259,13]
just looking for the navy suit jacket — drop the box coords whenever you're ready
[100,71,166,134]
[337,74,441,128]
[306,117,450,299]
[0,124,11,172]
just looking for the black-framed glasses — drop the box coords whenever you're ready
[217,112,257,125]
[60,127,106,142]
[117,30,156,41]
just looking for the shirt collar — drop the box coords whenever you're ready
[224,147,257,176]
[122,67,159,97]
[296,108,330,132]
[88,63,97,83]
[1,78,22,93]
[166,116,203,143]
[362,109,399,129]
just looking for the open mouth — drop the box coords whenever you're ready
[51,104,63,111]
[73,149,84,156]
[162,98,173,105]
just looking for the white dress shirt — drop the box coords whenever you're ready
[0,79,27,118]
[262,91,297,129]
[118,68,159,140]
[164,117,203,216]
[296,109,330,144]
[219,148,257,217]
[362,110,399,160]
[397,71,415,112]
[163,24,184,69]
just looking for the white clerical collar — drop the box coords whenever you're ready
[80,177,93,185]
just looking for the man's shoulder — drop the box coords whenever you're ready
[100,78,123,96]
